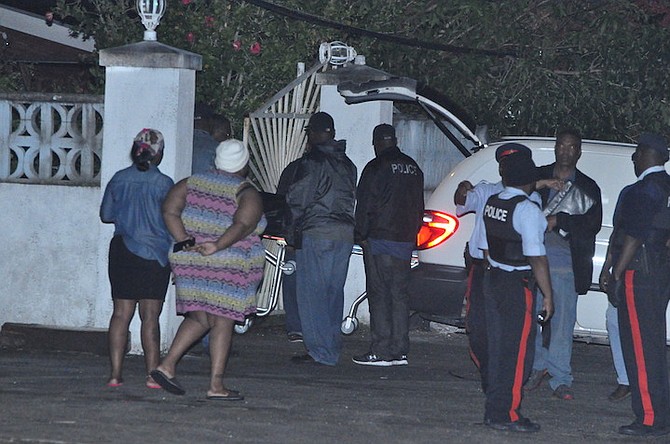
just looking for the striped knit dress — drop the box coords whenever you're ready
[169,170,267,321]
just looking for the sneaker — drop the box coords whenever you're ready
[391,355,408,366]
[352,353,392,367]
[287,332,303,343]
[608,384,631,402]
[552,384,574,400]
[524,369,548,391]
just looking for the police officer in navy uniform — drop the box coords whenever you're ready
[602,133,670,437]
[482,152,554,433]
[453,143,536,391]
[353,123,424,366]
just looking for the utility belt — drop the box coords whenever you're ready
[611,226,670,275]
[624,243,670,275]
[485,267,536,294]
[608,245,670,307]
[484,263,533,282]
[464,242,486,270]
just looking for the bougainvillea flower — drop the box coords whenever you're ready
[250,42,261,55]
[232,40,242,51]
[186,32,195,43]
[181,0,193,5]
[204,16,214,27]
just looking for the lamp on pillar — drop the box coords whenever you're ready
[137,0,166,41]
[319,41,357,66]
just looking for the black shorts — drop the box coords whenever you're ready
[108,235,171,300]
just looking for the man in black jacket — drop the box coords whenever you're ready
[525,129,602,399]
[284,112,357,366]
[352,124,424,366]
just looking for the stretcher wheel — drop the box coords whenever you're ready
[234,318,253,334]
[281,260,296,275]
[341,317,358,335]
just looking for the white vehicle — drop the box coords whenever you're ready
[338,77,669,342]
[415,137,670,343]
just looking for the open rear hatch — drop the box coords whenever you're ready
[337,77,485,157]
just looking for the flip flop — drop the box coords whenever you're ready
[146,376,162,389]
[106,378,124,388]
[206,391,244,401]
[149,369,185,395]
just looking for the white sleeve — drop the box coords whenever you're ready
[528,191,543,207]
[513,201,547,257]
[458,181,498,215]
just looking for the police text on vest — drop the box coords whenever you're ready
[484,205,508,221]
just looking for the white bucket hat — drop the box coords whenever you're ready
[214,139,249,173]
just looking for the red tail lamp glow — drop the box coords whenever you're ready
[416,210,459,250]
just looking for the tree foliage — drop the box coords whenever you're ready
[52,0,670,142]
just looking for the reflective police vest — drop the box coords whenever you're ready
[483,194,528,267]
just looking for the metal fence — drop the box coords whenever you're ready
[0,93,104,186]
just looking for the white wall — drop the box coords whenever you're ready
[0,181,181,354]
[0,183,100,327]
[99,65,196,353]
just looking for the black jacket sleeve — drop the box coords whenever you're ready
[563,171,602,294]
[354,161,378,244]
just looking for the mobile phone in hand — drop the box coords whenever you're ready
[173,238,195,253]
[537,310,548,325]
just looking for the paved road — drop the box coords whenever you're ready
[0,319,658,443]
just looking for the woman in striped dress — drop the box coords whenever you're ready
[151,139,266,401]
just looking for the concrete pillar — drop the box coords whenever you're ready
[98,41,201,353]
[317,63,394,325]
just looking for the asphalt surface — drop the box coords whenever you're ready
[0,318,663,443]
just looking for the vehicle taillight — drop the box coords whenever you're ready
[416,210,459,250]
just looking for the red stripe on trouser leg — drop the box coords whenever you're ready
[465,266,474,330]
[625,270,655,426]
[469,349,481,369]
[465,266,481,368]
[509,285,533,422]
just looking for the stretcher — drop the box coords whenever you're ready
[236,236,418,336]
[233,235,294,334]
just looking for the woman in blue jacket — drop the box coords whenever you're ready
[100,128,174,389]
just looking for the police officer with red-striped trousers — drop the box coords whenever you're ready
[602,133,670,437]
[453,143,535,392]
[482,152,554,433]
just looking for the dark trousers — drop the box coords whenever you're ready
[618,268,670,428]
[465,260,487,392]
[484,267,536,423]
[364,249,411,359]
